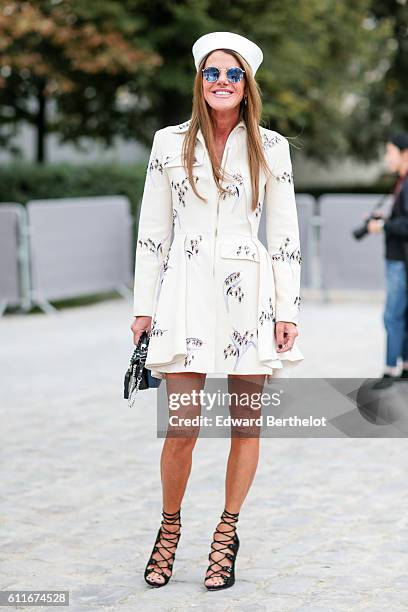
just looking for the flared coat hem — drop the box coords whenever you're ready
[148,351,303,384]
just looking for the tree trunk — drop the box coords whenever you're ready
[36,80,47,163]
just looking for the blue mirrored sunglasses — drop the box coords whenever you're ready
[202,66,245,84]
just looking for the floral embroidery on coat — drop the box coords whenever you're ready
[262,132,283,150]
[234,244,257,260]
[155,251,172,304]
[173,208,181,229]
[224,328,258,370]
[137,237,166,259]
[149,316,168,338]
[220,172,245,210]
[221,172,244,200]
[259,296,275,326]
[184,337,204,367]
[171,176,199,207]
[185,235,203,259]
[274,170,293,184]
[177,120,191,131]
[270,236,302,265]
[223,272,244,312]
[148,155,171,176]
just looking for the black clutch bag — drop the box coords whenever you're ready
[124,330,162,407]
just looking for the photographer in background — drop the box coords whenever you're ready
[368,132,408,382]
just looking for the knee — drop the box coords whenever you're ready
[164,435,197,455]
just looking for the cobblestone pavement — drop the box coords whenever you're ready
[1,297,408,611]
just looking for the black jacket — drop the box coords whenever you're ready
[384,174,408,261]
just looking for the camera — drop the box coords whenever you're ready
[352,212,384,240]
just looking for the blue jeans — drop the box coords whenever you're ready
[383,259,408,367]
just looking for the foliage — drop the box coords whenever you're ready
[0,161,146,219]
[0,160,394,213]
[0,0,402,162]
[125,0,393,160]
[0,0,158,160]
[347,0,408,160]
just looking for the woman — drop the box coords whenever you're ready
[131,31,304,590]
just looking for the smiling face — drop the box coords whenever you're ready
[202,50,246,112]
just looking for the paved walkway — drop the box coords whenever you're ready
[1,297,408,611]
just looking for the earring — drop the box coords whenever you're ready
[244,96,248,106]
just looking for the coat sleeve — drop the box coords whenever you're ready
[133,129,173,317]
[264,136,302,325]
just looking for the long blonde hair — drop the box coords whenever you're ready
[181,49,271,212]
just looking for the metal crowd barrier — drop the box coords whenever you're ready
[316,193,393,295]
[1,191,396,316]
[0,203,30,315]
[26,196,133,313]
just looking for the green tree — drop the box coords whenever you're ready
[0,0,158,162]
[347,0,408,160]
[0,0,396,162]
[125,0,392,159]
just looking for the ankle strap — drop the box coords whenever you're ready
[221,508,239,522]
[162,508,181,523]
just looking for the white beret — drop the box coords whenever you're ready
[192,31,263,76]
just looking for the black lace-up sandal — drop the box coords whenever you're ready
[204,508,240,591]
[144,508,181,587]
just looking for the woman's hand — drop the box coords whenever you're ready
[275,321,298,353]
[131,316,152,345]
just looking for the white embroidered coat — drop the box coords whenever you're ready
[133,118,304,382]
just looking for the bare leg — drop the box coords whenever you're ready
[204,374,265,588]
[145,372,206,585]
